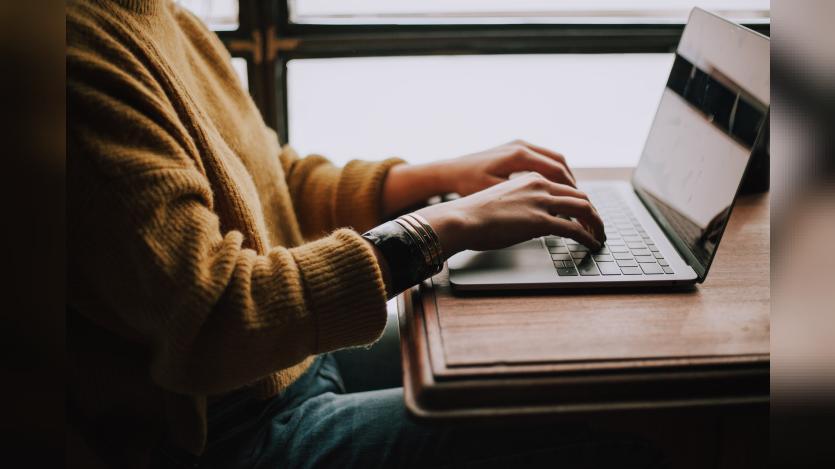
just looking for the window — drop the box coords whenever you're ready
[288,54,673,167]
[230,57,249,91]
[176,0,239,30]
[289,0,770,25]
[176,1,253,95]
[173,2,769,167]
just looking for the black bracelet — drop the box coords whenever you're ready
[362,220,436,295]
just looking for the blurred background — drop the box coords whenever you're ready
[177,0,770,167]
[0,0,833,466]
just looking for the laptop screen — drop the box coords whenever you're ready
[632,8,769,280]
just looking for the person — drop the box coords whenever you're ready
[68,1,664,468]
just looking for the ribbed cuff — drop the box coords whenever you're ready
[336,158,406,232]
[290,229,388,353]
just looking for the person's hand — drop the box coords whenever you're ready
[415,172,605,257]
[382,140,577,216]
[442,140,577,196]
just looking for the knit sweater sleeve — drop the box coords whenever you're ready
[279,145,405,238]
[68,32,388,396]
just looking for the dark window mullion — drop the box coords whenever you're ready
[267,0,767,144]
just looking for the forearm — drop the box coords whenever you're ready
[381,161,455,217]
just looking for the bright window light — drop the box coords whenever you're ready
[230,57,248,91]
[288,54,675,168]
[176,0,239,31]
[290,0,769,25]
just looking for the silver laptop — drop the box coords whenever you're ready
[448,8,770,291]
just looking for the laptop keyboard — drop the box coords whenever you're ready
[544,189,674,277]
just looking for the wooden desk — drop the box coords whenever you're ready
[398,168,769,420]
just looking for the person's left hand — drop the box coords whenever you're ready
[440,140,576,196]
[382,140,578,216]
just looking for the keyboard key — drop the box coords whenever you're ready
[653,252,664,259]
[553,260,568,268]
[575,257,600,276]
[597,262,621,275]
[662,266,675,274]
[613,252,633,260]
[640,263,664,275]
[609,245,629,253]
[571,251,588,260]
[551,253,572,261]
[564,239,579,246]
[627,242,645,249]
[548,246,569,254]
[631,248,651,256]
[544,237,561,246]
[635,255,657,263]
[557,267,578,276]
[592,254,614,262]
[607,239,625,246]
[616,259,638,267]
[567,244,588,252]
[647,244,660,252]
[658,259,669,266]
[624,235,643,242]
[596,247,610,254]
[620,266,642,275]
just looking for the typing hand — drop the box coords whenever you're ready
[416,172,605,258]
[440,140,576,197]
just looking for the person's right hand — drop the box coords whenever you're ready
[415,172,605,259]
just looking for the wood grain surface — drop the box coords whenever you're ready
[399,168,769,418]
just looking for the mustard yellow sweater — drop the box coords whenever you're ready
[67,0,403,463]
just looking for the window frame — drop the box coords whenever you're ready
[209,0,270,121]
[212,1,771,143]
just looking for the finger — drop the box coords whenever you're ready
[540,179,590,202]
[517,140,575,180]
[513,148,576,187]
[544,216,602,250]
[545,196,606,244]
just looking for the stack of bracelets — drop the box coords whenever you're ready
[361,213,444,295]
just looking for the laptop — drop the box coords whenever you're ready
[448,8,770,291]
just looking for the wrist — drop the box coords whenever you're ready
[405,159,458,196]
[362,219,441,296]
[364,239,393,298]
[414,203,469,259]
[424,159,460,195]
[383,162,456,216]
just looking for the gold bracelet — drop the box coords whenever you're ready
[396,215,435,270]
[401,215,441,274]
[394,217,433,268]
[407,213,443,267]
[401,213,443,274]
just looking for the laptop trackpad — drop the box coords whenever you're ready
[448,239,555,285]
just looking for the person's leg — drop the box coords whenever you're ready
[198,354,666,469]
[237,358,666,469]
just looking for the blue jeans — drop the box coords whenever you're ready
[154,351,666,468]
